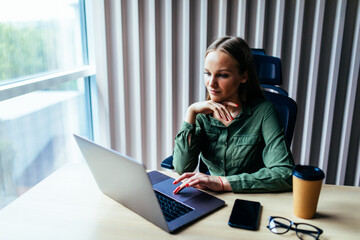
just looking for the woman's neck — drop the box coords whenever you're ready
[227,100,242,116]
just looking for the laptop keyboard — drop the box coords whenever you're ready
[155,190,193,222]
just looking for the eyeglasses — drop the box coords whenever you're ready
[267,216,323,240]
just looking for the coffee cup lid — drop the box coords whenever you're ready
[292,165,325,181]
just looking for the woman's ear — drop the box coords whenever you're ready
[241,71,248,83]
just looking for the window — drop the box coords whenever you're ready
[0,0,95,209]
[0,0,86,84]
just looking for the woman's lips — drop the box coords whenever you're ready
[209,89,220,95]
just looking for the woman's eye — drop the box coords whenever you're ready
[204,72,211,76]
[219,74,229,78]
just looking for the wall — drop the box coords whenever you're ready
[93,0,360,186]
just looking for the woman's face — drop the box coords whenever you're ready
[204,50,247,103]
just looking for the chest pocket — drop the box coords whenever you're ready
[230,134,262,167]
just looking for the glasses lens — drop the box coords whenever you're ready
[296,223,320,240]
[268,217,291,234]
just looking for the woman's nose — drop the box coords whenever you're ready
[209,76,217,87]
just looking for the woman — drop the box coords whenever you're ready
[172,36,294,194]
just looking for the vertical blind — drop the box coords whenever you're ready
[95,0,360,186]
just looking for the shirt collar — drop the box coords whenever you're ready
[205,100,255,127]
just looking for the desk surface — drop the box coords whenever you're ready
[0,163,359,240]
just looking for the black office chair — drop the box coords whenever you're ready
[161,91,297,171]
[262,91,297,146]
[251,48,266,55]
[252,51,288,96]
[161,155,209,172]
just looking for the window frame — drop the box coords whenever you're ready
[0,0,97,139]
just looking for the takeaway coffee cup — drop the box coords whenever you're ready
[292,165,325,219]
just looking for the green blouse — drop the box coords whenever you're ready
[173,98,294,193]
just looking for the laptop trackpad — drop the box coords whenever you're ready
[153,178,202,202]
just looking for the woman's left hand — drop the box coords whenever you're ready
[172,172,230,194]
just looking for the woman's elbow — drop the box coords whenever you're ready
[173,156,196,175]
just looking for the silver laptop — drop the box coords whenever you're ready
[73,134,225,233]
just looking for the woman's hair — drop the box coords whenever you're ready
[205,36,264,103]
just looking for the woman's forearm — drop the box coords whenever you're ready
[185,105,197,124]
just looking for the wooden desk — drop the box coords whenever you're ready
[0,163,359,240]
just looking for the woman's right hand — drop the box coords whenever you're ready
[185,100,238,124]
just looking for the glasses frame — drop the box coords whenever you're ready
[267,216,323,240]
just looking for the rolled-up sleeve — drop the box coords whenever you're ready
[173,121,201,174]
[226,166,293,192]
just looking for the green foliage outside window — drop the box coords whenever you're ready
[0,16,83,87]
[0,22,61,83]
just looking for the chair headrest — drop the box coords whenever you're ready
[253,54,282,85]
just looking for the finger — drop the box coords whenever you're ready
[221,107,233,121]
[173,172,195,184]
[173,185,181,194]
[209,102,226,120]
[221,101,239,107]
[214,103,233,121]
[185,178,201,188]
[173,173,192,184]
[174,175,202,193]
[209,101,234,121]
[173,184,187,194]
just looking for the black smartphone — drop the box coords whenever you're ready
[228,199,261,230]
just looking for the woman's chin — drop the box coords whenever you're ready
[209,96,224,102]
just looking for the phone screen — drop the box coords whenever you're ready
[228,199,261,230]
